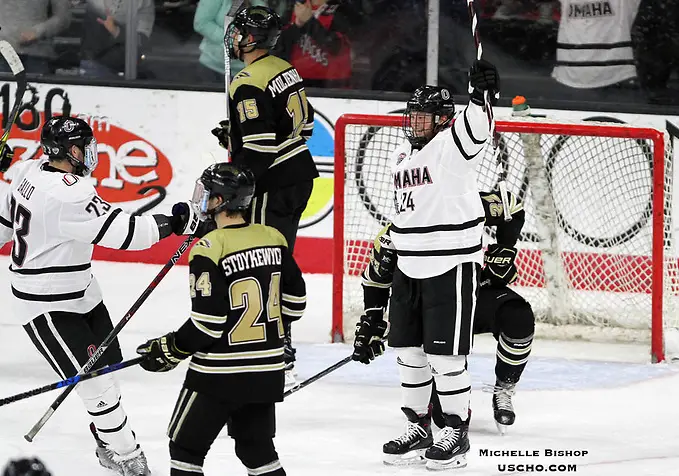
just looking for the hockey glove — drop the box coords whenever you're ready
[136,332,191,372]
[211,120,230,150]
[481,243,518,288]
[0,143,13,173]
[170,202,202,236]
[352,309,388,364]
[469,59,500,107]
[283,321,296,371]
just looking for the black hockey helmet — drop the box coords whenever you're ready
[2,458,51,476]
[225,6,281,60]
[191,162,256,219]
[402,86,455,148]
[40,116,98,176]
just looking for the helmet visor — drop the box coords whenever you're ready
[83,137,98,175]
[191,179,210,220]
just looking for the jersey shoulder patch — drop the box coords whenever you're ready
[230,55,293,97]
[190,230,225,265]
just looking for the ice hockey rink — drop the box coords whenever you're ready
[1,256,679,476]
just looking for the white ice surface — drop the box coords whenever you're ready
[1,257,678,475]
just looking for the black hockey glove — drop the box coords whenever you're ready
[481,243,518,288]
[0,143,13,173]
[170,202,202,236]
[283,321,296,371]
[352,309,388,364]
[469,59,500,107]
[211,120,230,150]
[136,332,191,372]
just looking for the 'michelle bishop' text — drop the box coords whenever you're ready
[479,449,588,457]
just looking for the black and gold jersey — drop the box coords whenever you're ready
[229,54,319,193]
[174,222,306,403]
[361,190,525,311]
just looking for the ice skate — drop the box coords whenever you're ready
[424,414,469,471]
[383,407,433,466]
[491,381,516,434]
[91,423,151,476]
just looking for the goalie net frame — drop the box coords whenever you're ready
[332,113,669,363]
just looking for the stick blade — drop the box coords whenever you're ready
[0,40,25,76]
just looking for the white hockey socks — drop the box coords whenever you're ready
[396,347,432,416]
[428,354,471,421]
[77,373,137,455]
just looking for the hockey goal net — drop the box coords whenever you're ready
[332,113,679,363]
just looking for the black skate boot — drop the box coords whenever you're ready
[424,413,470,470]
[383,407,433,465]
[491,380,516,434]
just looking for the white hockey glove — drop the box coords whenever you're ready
[170,202,202,236]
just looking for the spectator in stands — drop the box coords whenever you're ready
[193,0,269,83]
[633,0,679,104]
[79,0,155,78]
[274,0,353,89]
[0,0,71,75]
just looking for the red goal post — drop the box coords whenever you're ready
[333,113,677,363]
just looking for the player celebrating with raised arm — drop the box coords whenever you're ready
[136,163,306,476]
[212,6,318,381]
[354,190,535,445]
[354,61,500,470]
[0,117,202,476]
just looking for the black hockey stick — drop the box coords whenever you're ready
[24,235,195,442]
[0,357,144,408]
[0,39,27,171]
[283,356,353,398]
[223,0,245,119]
[465,0,511,222]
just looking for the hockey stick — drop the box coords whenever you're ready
[0,357,144,408]
[283,356,352,398]
[465,1,512,222]
[223,0,246,119]
[24,235,195,442]
[0,40,27,170]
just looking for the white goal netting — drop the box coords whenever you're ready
[335,114,679,362]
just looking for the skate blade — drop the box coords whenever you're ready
[425,453,467,471]
[383,449,427,466]
[496,421,510,435]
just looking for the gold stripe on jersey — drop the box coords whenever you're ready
[244,143,280,153]
[243,133,276,142]
[190,224,288,266]
[188,361,286,374]
[194,347,284,360]
[190,311,227,324]
[281,306,304,318]
[282,293,306,303]
[190,318,223,339]
[361,270,392,289]
[271,144,308,168]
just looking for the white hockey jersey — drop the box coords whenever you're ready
[0,160,161,324]
[552,0,641,89]
[389,102,489,279]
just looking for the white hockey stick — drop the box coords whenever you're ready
[0,40,27,154]
[466,1,512,222]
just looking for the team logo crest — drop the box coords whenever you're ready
[196,238,212,248]
[62,119,76,132]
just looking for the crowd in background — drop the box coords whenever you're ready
[0,0,677,106]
